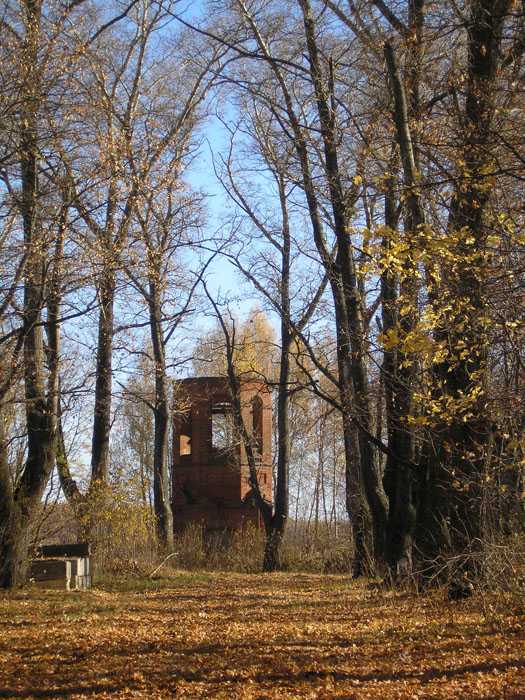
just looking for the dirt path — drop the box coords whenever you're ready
[0,572,524,698]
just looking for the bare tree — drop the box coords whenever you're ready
[212,103,329,569]
[0,0,84,586]
[54,4,220,547]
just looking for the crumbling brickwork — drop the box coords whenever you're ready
[172,377,272,531]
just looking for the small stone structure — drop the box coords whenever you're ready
[30,543,91,590]
[172,376,272,531]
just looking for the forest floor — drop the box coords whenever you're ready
[0,571,524,699]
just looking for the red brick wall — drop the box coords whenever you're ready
[172,376,272,531]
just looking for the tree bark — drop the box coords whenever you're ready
[263,178,291,571]
[0,0,58,587]
[300,0,388,570]
[0,401,15,587]
[383,39,426,577]
[148,279,174,550]
[416,0,511,576]
[90,271,115,485]
[235,0,380,571]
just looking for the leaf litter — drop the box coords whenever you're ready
[0,573,523,698]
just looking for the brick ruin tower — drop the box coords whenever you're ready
[172,377,272,531]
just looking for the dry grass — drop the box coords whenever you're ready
[0,572,524,698]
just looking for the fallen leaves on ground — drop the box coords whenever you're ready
[0,572,524,698]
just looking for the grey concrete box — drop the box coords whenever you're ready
[29,557,92,590]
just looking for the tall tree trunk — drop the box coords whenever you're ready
[263,177,291,572]
[383,37,426,577]
[236,0,379,572]
[148,280,174,550]
[0,0,58,587]
[55,397,82,504]
[344,415,373,576]
[263,329,290,571]
[0,400,15,587]
[300,0,388,570]
[47,206,83,507]
[417,0,511,577]
[90,272,115,485]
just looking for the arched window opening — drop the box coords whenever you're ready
[211,402,236,454]
[179,411,192,457]
[252,394,263,460]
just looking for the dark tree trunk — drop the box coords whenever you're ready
[380,169,417,578]
[56,403,82,504]
[0,403,15,587]
[300,0,388,571]
[344,416,374,577]
[148,280,174,550]
[90,272,115,485]
[48,209,83,507]
[263,178,291,571]
[152,404,174,550]
[383,37,426,577]
[241,0,387,573]
[416,0,511,576]
[0,0,58,587]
